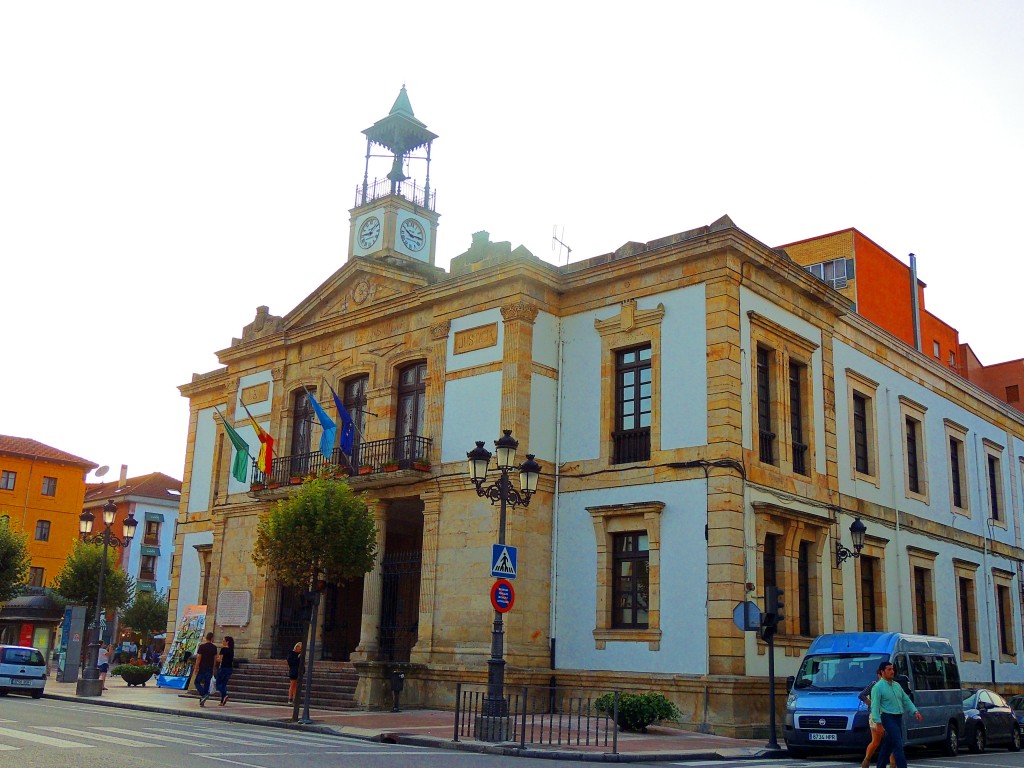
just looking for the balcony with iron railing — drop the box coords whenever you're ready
[355,178,436,211]
[249,434,432,495]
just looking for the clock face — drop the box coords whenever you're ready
[358,216,381,249]
[399,218,425,251]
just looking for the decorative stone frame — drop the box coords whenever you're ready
[587,500,664,650]
[898,396,929,503]
[855,536,888,632]
[982,439,1008,529]
[748,312,819,478]
[846,369,880,487]
[992,569,1018,662]
[753,503,829,653]
[907,547,937,635]
[594,300,665,466]
[944,419,970,517]
[952,559,981,663]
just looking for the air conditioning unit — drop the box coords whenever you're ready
[831,277,848,289]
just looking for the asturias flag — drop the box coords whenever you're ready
[329,385,355,456]
[242,403,274,474]
[306,391,336,460]
[215,407,250,483]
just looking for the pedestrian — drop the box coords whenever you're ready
[859,668,896,768]
[871,661,923,768]
[287,642,302,704]
[192,632,218,706]
[214,636,234,706]
[97,643,111,691]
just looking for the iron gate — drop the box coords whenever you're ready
[378,549,421,662]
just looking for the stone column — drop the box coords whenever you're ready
[499,301,539,445]
[411,491,441,664]
[425,320,450,465]
[351,500,387,661]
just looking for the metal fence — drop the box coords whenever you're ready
[453,682,620,753]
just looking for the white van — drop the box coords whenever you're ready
[0,645,47,698]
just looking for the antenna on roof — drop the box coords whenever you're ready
[552,225,573,265]
[94,465,110,478]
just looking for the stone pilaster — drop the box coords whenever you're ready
[425,321,450,465]
[499,300,539,444]
[410,491,441,664]
[351,501,388,661]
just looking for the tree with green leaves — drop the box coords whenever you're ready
[252,475,377,588]
[51,540,134,626]
[0,518,31,602]
[120,589,169,645]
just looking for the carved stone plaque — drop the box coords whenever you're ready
[454,323,498,354]
[215,590,252,627]
[240,382,270,406]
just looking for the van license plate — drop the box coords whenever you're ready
[11,679,33,686]
[808,733,837,741]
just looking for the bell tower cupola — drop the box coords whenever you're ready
[349,86,440,266]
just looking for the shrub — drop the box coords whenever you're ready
[594,692,681,732]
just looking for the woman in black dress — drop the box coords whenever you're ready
[214,636,234,705]
[287,642,302,704]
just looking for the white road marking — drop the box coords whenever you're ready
[38,726,163,747]
[143,727,271,746]
[0,725,95,748]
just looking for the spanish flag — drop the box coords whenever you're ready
[242,403,274,474]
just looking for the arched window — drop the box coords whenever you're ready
[395,362,426,459]
[290,390,315,474]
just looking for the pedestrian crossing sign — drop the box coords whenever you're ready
[491,544,517,579]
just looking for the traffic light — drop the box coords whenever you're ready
[760,586,785,640]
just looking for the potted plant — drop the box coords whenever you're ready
[112,661,161,687]
[289,475,303,485]
[382,460,400,472]
[594,692,681,732]
[358,464,374,475]
[251,481,265,491]
[412,458,431,472]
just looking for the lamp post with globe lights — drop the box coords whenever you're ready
[76,499,137,697]
[466,429,541,740]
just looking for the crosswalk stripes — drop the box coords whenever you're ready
[0,725,94,749]
[187,725,342,746]
[99,729,210,747]
[672,761,848,768]
[143,726,281,747]
[38,726,168,748]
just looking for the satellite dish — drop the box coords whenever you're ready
[95,465,110,478]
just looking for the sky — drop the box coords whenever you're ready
[2,1,1022,483]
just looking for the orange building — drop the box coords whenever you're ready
[0,436,98,588]
[780,228,963,374]
[960,344,1024,409]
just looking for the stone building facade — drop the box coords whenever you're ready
[168,90,1024,735]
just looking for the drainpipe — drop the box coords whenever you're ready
[909,254,922,352]
[973,433,997,684]
[20,455,38,530]
[549,327,565,677]
[883,389,905,630]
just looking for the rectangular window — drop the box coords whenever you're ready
[612,532,649,628]
[860,556,878,632]
[757,346,776,465]
[144,520,161,545]
[852,393,871,475]
[913,566,930,635]
[1006,384,1020,403]
[140,554,158,581]
[613,346,651,464]
[763,533,778,589]
[28,567,45,587]
[798,541,812,637]
[34,519,51,542]
[958,576,976,654]
[41,476,57,496]
[906,416,921,494]
[988,453,1003,522]
[949,436,964,509]
[789,361,808,476]
[995,581,1015,657]
[0,470,15,491]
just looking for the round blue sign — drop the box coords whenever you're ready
[491,579,515,613]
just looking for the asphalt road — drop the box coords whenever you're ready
[0,696,607,768]
[659,750,1024,768]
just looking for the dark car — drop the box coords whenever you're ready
[1008,695,1024,737]
[961,689,1021,752]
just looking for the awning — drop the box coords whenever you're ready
[145,512,164,522]
[136,581,155,591]
[141,545,160,556]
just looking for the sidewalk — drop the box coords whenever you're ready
[43,677,787,762]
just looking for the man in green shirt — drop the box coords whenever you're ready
[870,661,923,768]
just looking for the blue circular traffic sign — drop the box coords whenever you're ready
[491,579,515,613]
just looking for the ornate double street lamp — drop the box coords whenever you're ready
[466,430,541,741]
[76,500,137,697]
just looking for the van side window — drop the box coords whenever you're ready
[910,654,931,691]
[893,654,908,680]
[940,655,960,689]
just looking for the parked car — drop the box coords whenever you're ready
[1007,694,1024,737]
[962,689,1021,752]
[0,645,47,698]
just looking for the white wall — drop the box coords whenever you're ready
[441,371,503,463]
[554,480,709,674]
[175,530,213,624]
[188,408,217,513]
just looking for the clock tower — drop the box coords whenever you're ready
[349,87,439,266]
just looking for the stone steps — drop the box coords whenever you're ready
[222,660,359,709]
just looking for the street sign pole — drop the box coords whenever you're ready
[766,630,779,750]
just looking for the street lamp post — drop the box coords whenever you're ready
[76,499,137,697]
[298,570,327,725]
[466,430,541,741]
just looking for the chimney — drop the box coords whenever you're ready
[118,464,128,488]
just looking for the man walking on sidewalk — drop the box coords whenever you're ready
[871,661,923,768]
[192,632,218,706]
